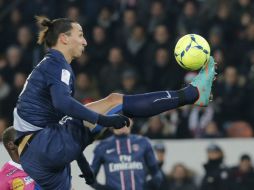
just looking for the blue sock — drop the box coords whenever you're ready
[122,85,198,118]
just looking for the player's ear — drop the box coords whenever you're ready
[59,33,69,45]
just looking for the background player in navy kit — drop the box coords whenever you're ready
[14,15,216,189]
[91,121,163,190]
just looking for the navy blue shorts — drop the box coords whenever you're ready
[20,118,94,190]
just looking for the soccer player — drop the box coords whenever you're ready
[0,127,40,190]
[91,122,163,190]
[13,16,216,189]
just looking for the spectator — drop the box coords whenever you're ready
[74,72,100,104]
[5,72,27,121]
[71,53,95,75]
[66,5,85,25]
[233,22,254,66]
[147,48,183,90]
[115,8,137,45]
[141,115,170,139]
[213,48,227,72]
[208,2,236,46]
[208,27,225,52]
[202,121,222,138]
[16,25,35,69]
[240,50,254,75]
[188,106,215,138]
[124,24,148,75]
[173,106,193,139]
[21,0,58,22]
[200,144,230,190]
[177,0,201,36]
[96,6,116,35]
[87,25,110,68]
[147,1,167,34]
[233,0,254,26]
[214,66,248,129]
[168,163,198,190]
[153,142,170,190]
[119,68,145,94]
[6,45,28,77]
[99,47,129,96]
[200,0,221,22]
[0,8,23,51]
[226,121,253,138]
[146,25,173,66]
[229,154,254,190]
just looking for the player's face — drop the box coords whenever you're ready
[68,23,87,59]
[113,119,133,135]
[7,141,18,151]
[113,126,131,136]
[6,141,19,160]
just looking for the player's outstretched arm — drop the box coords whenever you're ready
[50,83,130,129]
[144,138,163,189]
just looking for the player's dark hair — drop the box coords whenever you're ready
[2,126,16,146]
[35,16,76,48]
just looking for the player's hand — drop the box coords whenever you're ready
[76,154,95,185]
[79,171,95,185]
[90,182,112,190]
[97,114,130,129]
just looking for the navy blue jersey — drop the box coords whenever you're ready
[14,49,98,134]
[17,49,75,128]
[91,134,161,190]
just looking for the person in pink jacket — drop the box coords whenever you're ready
[0,127,40,190]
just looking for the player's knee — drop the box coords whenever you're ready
[106,93,123,105]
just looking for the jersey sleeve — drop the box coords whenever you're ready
[143,138,163,188]
[91,142,104,176]
[43,61,72,92]
[41,61,99,124]
[143,138,158,170]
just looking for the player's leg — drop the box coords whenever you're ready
[82,94,123,131]
[84,83,197,118]
[85,94,123,114]
[85,56,216,118]
[20,127,73,190]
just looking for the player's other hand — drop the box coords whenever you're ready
[79,172,95,185]
[97,114,130,129]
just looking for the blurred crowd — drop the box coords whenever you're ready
[153,142,254,190]
[1,0,254,139]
